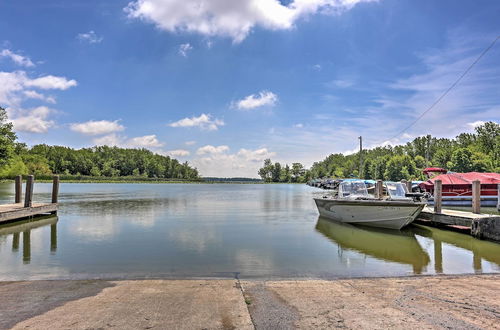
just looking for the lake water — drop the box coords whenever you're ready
[0,183,499,280]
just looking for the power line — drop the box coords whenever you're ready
[381,35,500,144]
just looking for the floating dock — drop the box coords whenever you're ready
[0,175,59,224]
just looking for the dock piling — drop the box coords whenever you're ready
[497,184,500,211]
[24,175,34,208]
[406,180,412,193]
[434,180,442,214]
[472,180,481,214]
[52,175,60,204]
[15,175,22,204]
[376,180,383,199]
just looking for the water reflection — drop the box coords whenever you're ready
[412,224,500,273]
[0,217,58,264]
[316,217,431,274]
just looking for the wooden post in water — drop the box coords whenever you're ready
[376,180,384,199]
[24,175,34,208]
[406,180,412,193]
[15,175,22,204]
[497,184,500,211]
[52,175,59,204]
[401,179,407,189]
[472,180,481,214]
[434,179,442,214]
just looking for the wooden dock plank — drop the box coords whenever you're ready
[0,203,58,223]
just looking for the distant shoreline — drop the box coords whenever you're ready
[0,177,272,184]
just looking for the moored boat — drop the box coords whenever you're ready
[314,180,425,230]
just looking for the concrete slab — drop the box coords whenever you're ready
[244,275,500,329]
[4,280,253,330]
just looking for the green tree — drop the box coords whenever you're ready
[0,107,17,168]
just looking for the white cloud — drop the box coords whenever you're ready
[23,90,56,104]
[169,113,224,131]
[192,146,276,177]
[178,43,193,57]
[0,71,76,107]
[125,0,377,43]
[0,49,35,67]
[127,134,164,148]
[6,106,56,133]
[77,31,103,44]
[234,90,278,110]
[166,149,190,157]
[70,120,126,136]
[185,140,196,145]
[294,123,304,128]
[467,121,485,130]
[93,134,164,148]
[25,75,77,90]
[196,145,230,155]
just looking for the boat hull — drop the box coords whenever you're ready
[314,198,425,230]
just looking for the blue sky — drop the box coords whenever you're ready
[1,0,499,177]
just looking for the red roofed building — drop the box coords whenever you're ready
[419,172,500,207]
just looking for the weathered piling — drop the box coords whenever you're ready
[434,179,442,214]
[376,180,383,199]
[15,175,22,204]
[472,180,481,214]
[497,183,500,211]
[24,175,34,208]
[51,175,59,214]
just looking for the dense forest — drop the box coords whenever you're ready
[0,107,199,180]
[258,121,500,183]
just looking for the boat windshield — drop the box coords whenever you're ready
[338,180,369,198]
[385,182,409,200]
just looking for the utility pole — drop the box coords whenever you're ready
[359,136,363,178]
[425,134,431,168]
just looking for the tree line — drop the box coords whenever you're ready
[0,107,199,180]
[258,121,499,182]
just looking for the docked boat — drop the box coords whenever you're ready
[314,180,425,230]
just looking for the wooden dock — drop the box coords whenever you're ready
[0,175,59,224]
[416,206,500,242]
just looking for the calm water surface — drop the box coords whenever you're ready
[0,183,499,280]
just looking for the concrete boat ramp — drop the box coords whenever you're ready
[0,275,499,329]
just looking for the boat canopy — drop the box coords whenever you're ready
[385,182,410,200]
[338,180,369,198]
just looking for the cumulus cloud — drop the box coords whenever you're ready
[25,75,77,90]
[234,90,278,110]
[127,134,164,148]
[6,106,56,133]
[70,120,126,136]
[0,71,76,107]
[196,145,230,155]
[192,146,276,177]
[23,90,56,104]
[467,121,485,130]
[185,140,196,145]
[93,134,164,148]
[178,43,193,57]
[166,149,190,157]
[125,0,377,43]
[169,113,224,131]
[77,31,103,44]
[0,49,35,67]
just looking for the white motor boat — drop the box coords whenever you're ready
[314,180,425,230]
